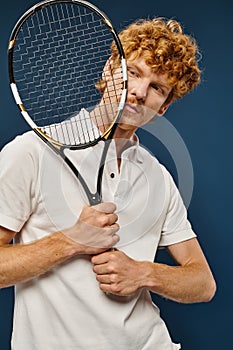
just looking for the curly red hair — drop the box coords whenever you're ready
[98,18,201,105]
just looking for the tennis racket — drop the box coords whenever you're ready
[8,0,127,206]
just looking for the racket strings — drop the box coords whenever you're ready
[13,2,123,146]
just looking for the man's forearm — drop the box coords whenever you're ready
[139,261,216,303]
[0,232,78,288]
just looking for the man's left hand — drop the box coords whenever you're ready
[91,250,144,296]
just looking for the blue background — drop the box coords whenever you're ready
[0,0,232,349]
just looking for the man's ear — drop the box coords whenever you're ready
[157,103,170,116]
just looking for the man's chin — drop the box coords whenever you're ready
[117,122,137,131]
[118,113,143,129]
[117,116,154,130]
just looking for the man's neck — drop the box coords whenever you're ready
[113,131,137,172]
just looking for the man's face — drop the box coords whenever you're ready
[119,56,172,131]
[100,55,172,136]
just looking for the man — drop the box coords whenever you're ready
[0,17,216,349]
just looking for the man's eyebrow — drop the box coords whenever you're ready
[127,62,140,71]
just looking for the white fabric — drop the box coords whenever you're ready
[0,129,196,350]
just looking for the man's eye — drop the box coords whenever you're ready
[151,84,163,93]
[128,68,137,77]
[151,84,159,90]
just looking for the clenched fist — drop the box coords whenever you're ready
[62,202,120,254]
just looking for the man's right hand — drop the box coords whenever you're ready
[62,202,120,255]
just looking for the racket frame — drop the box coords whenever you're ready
[8,0,128,205]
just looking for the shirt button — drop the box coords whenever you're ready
[110,173,115,178]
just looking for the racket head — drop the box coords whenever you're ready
[8,0,127,150]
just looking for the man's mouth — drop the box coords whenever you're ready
[124,103,141,114]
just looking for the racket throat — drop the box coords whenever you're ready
[64,141,112,206]
[96,139,112,197]
[85,191,102,206]
[64,156,102,206]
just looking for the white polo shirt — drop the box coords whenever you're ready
[0,130,196,350]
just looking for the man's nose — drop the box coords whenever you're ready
[129,80,148,101]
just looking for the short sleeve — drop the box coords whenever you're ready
[159,167,196,247]
[0,132,39,231]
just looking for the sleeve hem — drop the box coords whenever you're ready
[0,214,24,232]
[158,229,197,247]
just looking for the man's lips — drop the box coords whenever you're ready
[124,103,142,114]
